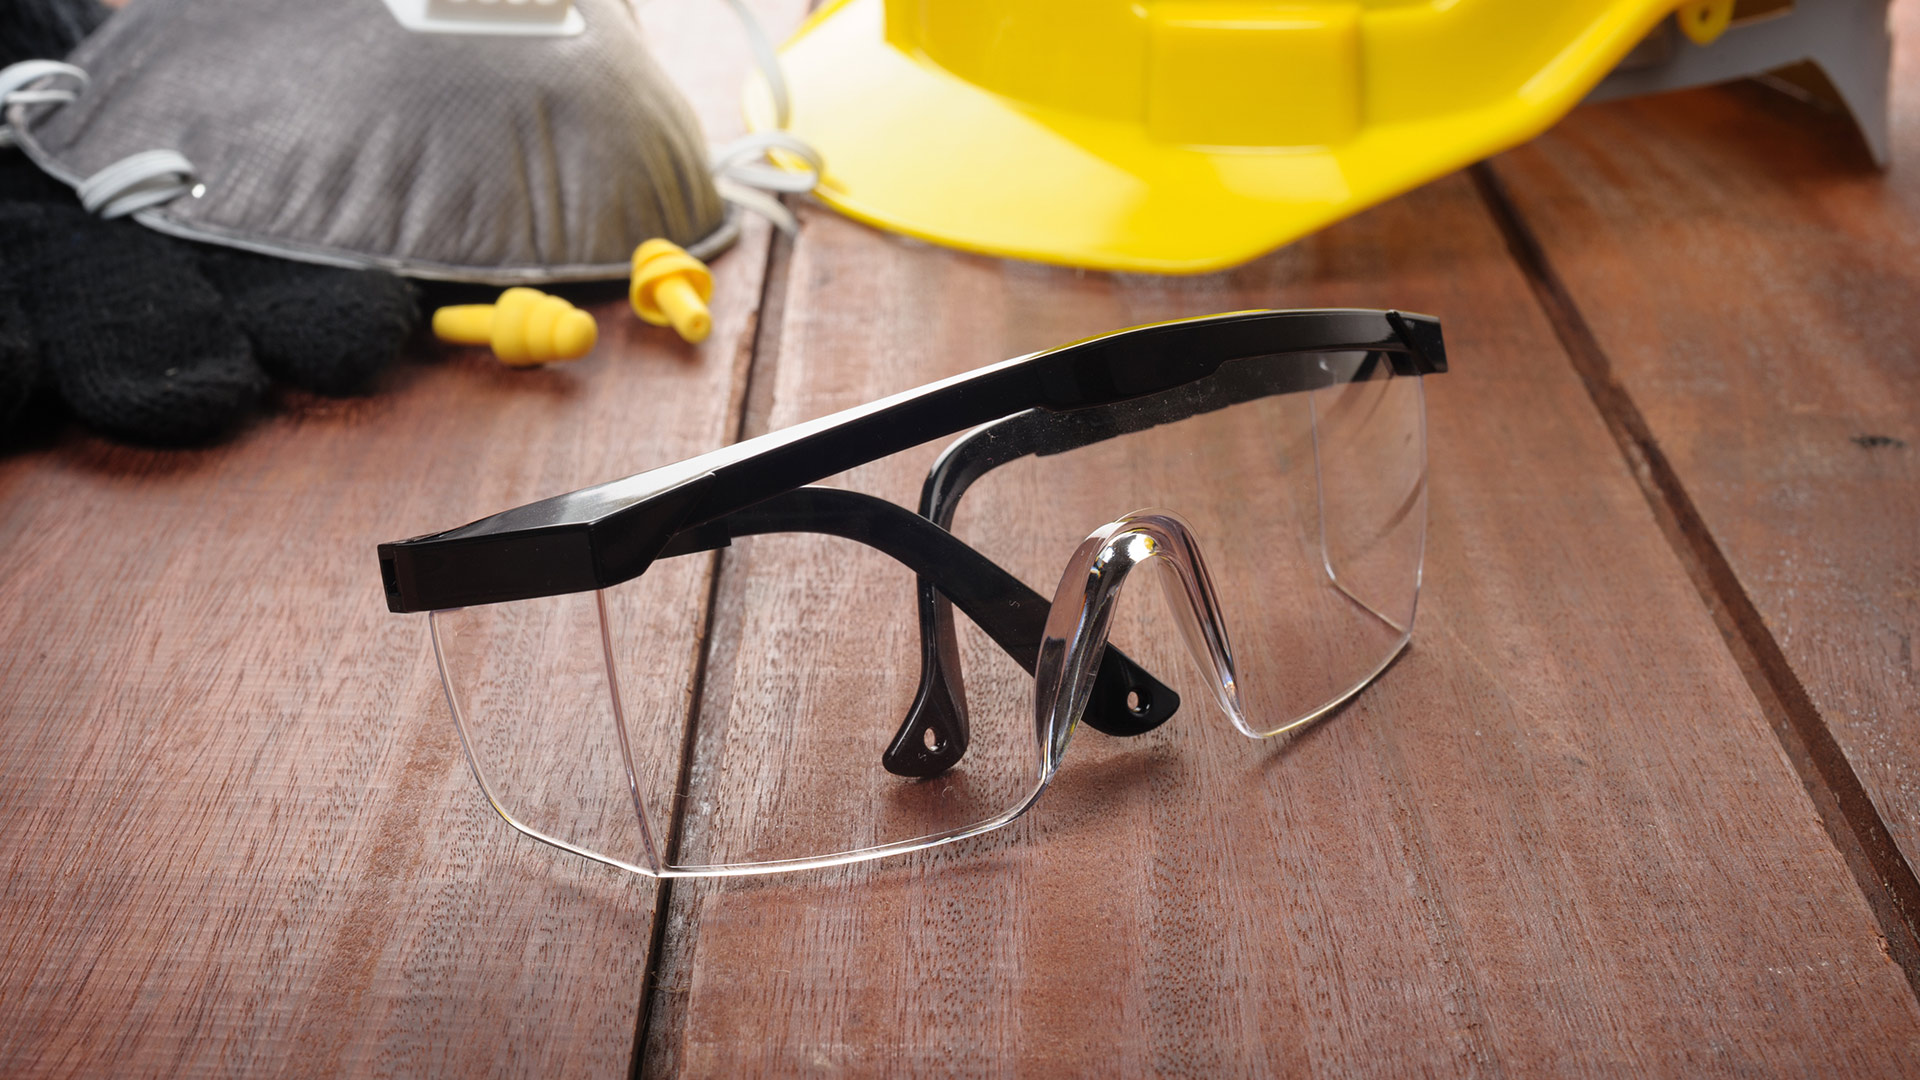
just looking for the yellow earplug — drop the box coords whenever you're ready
[432,287,598,367]
[630,239,713,344]
[1676,0,1734,43]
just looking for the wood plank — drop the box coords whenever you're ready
[642,179,1920,1072]
[0,0,801,1071]
[1484,4,1920,876]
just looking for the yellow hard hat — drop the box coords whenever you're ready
[748,0,1711,273]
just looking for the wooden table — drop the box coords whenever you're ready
[4,2,1918,1075]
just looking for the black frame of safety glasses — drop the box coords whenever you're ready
[381,308,1446,780]
[378,308,1445,617]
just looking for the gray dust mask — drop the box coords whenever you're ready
[2,0,736,283]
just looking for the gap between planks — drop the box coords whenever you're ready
[631,225,797,1080]
[1469,160,1920,997]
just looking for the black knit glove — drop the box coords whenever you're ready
[0,0,420,446]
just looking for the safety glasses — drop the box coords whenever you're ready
[379,309,1445,877]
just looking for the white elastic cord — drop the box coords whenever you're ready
[712,130,821,193]
[721,0,789,128]
[1,62,199,218]
[703,0,823,234]
[714,178,797,234]
[0,60,89,149]
[76,149,199,219]
[711,130,822,235]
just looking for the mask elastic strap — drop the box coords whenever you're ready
[1,60,200,219]
[75,149,199,219]
[710,130,821,235]
[720,0,790,128]
[0,60,88,149]
[709,0,823,236]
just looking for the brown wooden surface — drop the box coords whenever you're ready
[0,281,761,1075]
[1484,5,1920,886]
[636,167,1920,1072]
[0,1,793,1074]
[7,2,1920,1076]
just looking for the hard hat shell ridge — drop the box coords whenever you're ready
[751,0,1765,272]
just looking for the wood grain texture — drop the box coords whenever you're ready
[0,298,733,1079]
[1485,3,1920,870]
[640,182,1920,1074]
[0,0,805,1071]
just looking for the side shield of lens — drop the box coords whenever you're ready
[1306,351,1427,730]
[431,592,664,876]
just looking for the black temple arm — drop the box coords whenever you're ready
[656,487,1179,777]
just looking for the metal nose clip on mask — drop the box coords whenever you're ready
[0,0,803,283]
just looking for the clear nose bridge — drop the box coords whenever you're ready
[1034,509,1247,775]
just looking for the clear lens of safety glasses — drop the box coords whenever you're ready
[943,349,1426,746]
[432,504,1050,876]
[428,346,1426,876]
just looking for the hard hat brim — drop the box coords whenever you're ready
[752,0,1675,274]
